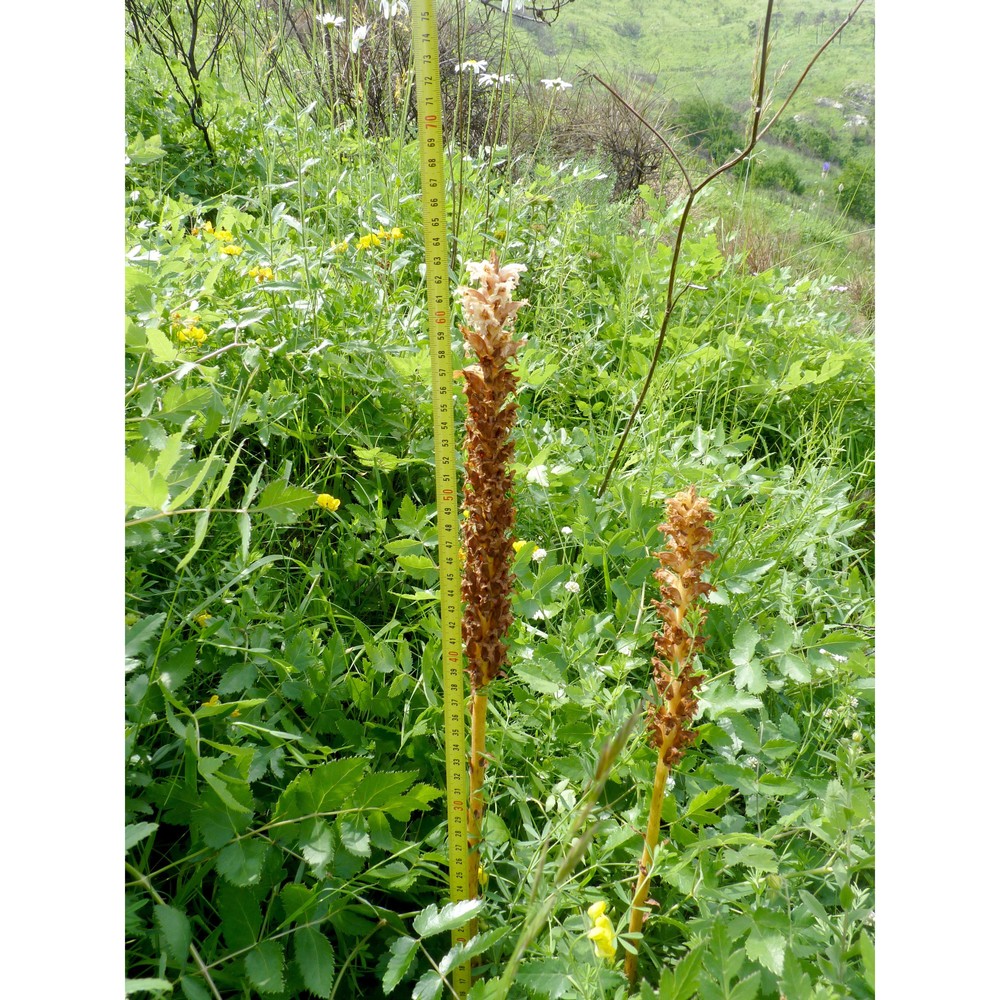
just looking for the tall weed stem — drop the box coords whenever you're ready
[625,486,716,989]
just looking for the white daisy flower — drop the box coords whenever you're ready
[455,59,488,74]
[317,13,345,27]
[350,24,369,53]
[380,0,408,19]
[540,77,573,90]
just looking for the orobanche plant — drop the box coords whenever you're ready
[456,252,528,912]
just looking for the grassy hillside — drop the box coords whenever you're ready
[513,0,874,121]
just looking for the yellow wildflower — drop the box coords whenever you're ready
[201,694,220,707]
[512,539,528,553]
[389,227,404,240]
[478,866,488,889]
[316,493,341,513]
[212,229,234,241]
[220,245,243,256]
[192,219,214,236]
[248,266,274,283]
[194,611,212,627]
[494,227,507,239]
[357,233,382,250]
[332,238,350,253]
[177,326,208,346]
[586,900,617,962]
[230,708,241,718]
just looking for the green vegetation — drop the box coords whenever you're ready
[125,3,874,998]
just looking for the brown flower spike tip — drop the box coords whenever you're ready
[625,486,715,988]
[456,253,527,913]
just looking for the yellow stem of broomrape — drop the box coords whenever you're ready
[625,740,672,987]
[467,690,489,933]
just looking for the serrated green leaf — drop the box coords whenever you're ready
[218,884,262,950]
[658,946,702,1000]
[699,680,763,715]
[724,844,778,873]
[176,509,211,571]
[412,968,444,1000]
[294,925,335,997]
[179,976,211,1000]
[337,812,371,857]
[733,658,768,693]
[383,935,419,993]
[516,958,574,998]
[245,940,285,994]
[126,458,169,511]
[683,786,731,824]
[466,979,507,1000]
[729,971,761,1000]
[512,658,565,696]
[300,820,335,870]
[858,928,875,989]
[145,326,179,363]
[777,653,812,683]
[125,821,159,851]
[253,480,317,524]
[208,441,245,507]
[412,898,483,938]
[438,927,509,976]
[216,839,268,886]
[154,903,191,965]
[729,621,761,666]
[168,441,221,511]
[383,782,442,821]
[778,951,813,1000]
[198,757,252,813]
[125,613,166,657]
[275,757,369,823]
[745,924,785,974]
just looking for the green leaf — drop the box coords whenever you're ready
[176,509,211,571]
[216,839,268,886]
[126,458,169,511]
[168,441,222,511]
[253,480,318,524]
[858,929,875,990]
[245,940,285,994]
[777,653,812,683]
[126,613,166,657]
[411,969,444,1000]
[145,326,179,363]
[438,927,509,976]
[336,812,371,857]
[208,441,245,507]
[179,976,211,1000]
[412,898,484,938]
[516,958,574,998]
[729,622,761,667]
[154,903,191,965]
[218,884,262,950]
[294,925,335,997]
[745,923,785,974]
[724,843,778,873]
[383,935,419,993]
[733,657,768,693]
[467,979,507,1000]
[512,658,566,696]
[778,951,813,1000]
[683,786,731,825]
[125,821,159,851]
[657,946,702,1000]
[699,680,763,715]
[729,971,761,1000]
[125,979,173,995]
[274,757,369,822]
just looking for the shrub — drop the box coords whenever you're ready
[749,154,805,195]
[837,152,875,223]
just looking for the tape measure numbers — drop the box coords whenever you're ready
[412,2,472,994]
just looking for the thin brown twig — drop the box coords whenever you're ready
[594,0,865,497]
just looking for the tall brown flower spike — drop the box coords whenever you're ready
[626,486,715,989]
[457,252,527,911]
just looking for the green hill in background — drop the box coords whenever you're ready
[507,0,874,139]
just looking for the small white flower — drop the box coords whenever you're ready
[522,646,535,660]
[317,13,345,27]
[849,696,859,709]
[823,707,834,719]
[743,756,760,769]
[479,72,514,88]
[564,580,581,594]
[350,24,369,53]
[851,730,863,743]
[380,0,408,19]
[455,59,488,74]
[129,190,140,202]
[531,547,547,562]
[560,526,573,536]
[819,648,848,663]
[666,774,676,791]
[540,77,573,90]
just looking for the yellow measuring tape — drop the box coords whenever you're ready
[411,3,472,994]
